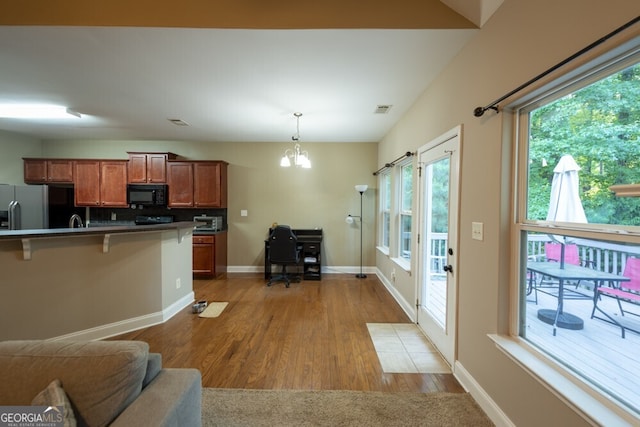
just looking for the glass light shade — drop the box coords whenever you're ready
[355,184,368,193]
[280,156,291,167]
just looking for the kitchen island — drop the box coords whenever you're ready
[0,222,197,341]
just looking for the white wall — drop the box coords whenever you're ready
[376,1,640,425]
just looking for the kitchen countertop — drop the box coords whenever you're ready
[0,221,200,241]
[193,228,227,235]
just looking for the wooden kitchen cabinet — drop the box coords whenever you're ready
[23,159,74,184]
[194,161,227,208]
[166,161,194,207]
[192,232,227,278]
[74,160,128,207]
[127,152,177,184]
[167,160,227,208]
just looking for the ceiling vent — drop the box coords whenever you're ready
[168,118,189,126]
[374,105,392,114]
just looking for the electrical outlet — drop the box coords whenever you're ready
[111,212,116,221]
[176,278,181,289]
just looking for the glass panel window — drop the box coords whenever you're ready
[379,171,391,249]
[527,62,640,226]
[399,162,413,260]
[515,54,640,416]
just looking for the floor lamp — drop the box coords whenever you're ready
[354,184,368,278]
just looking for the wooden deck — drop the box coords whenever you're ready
[524,284,640,411]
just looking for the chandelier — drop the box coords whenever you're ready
[280,112,311,168]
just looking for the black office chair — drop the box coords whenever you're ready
[267,225,301,288]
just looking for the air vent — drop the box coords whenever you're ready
[168,118,189,126]
[374,105,392,114]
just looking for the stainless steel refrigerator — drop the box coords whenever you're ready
[0,184,49,230]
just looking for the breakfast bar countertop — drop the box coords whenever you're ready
[0,221,199,241]
[192,228,228,236]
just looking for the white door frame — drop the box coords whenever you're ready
[415,125,461,368]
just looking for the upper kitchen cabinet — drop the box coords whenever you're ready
[167,160,228,208]
[166,161,194,208]
[194,161,227,208]
[74,160,128,207]
[127,152,178,184]
[23,159,74,184]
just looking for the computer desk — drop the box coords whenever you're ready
[264,228,323,281]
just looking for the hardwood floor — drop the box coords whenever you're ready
[110,274,464,393]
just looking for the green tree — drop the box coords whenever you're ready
[528,62,640,225]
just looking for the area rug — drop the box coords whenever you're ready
[198,302,229,318]
[201,388,493,426]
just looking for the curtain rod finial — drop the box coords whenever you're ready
[473,107,486,117]
[474,105,499,117]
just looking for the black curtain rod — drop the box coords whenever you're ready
[473,15,640,118]
[373,151,414,176]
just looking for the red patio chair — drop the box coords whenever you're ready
[545,242,580,266]
[591,257,640,338]
[530,243,592,304]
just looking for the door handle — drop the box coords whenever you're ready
[443,265,453,273]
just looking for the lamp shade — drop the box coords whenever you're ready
[355,184,368,193]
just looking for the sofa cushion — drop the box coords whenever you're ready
[31,379,77,427]
[143,353,162,388]
[109,368,202,427]
[0,340,148,427]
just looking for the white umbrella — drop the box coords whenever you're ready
[546,154,587,268]
[547,154,587,223]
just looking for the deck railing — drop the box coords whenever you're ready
[431,233,640,276]
[429,233,448,273]
[528,234,640,275]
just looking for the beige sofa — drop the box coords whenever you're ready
[0,340,201,427]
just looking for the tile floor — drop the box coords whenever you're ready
[366,323,451,374]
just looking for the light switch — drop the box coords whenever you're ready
[241,210,248,217]
[472,222,484,241]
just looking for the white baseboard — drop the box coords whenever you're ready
[375,268,416,321]
[226,266,263,273]
[50,292,195,342]
[454,360,514,427]
[227,265,377,274]
[162,292,196,321]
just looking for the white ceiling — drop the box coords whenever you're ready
[0,25,479,143]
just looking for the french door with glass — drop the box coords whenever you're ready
[416,126,460,367]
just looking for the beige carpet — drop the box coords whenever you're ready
[201,388,493,426]
[198,302,228,318]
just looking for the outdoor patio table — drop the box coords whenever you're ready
[526,261,630,336]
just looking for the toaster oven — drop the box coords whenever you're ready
[193,215,222,231]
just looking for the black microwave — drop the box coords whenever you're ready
[127,184,168,206]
